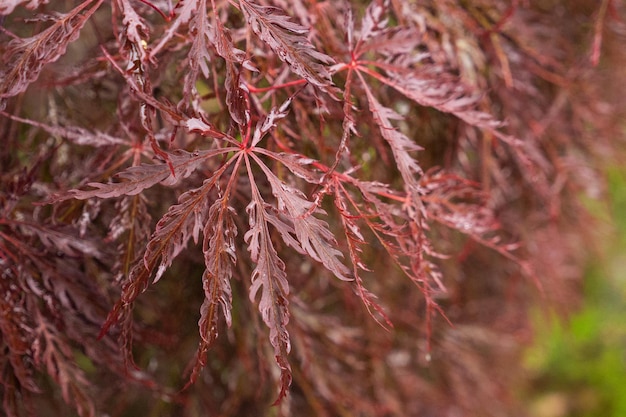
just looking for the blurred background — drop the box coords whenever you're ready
[525,167,626,417]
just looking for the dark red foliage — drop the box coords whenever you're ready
[1,0,624,416]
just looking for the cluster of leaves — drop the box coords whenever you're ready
[1,0,624,416]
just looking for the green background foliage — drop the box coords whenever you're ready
[526,167,626,417]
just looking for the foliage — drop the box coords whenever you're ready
[0,0,624,416]
[525,168,626,417]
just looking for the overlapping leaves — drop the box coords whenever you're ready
[0,0,577,414]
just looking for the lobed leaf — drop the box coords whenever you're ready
[239,0,335,90]
[244,158,292,403]
[50,148,234,201]
[151,0,200,57]
[254,149,322,184]
[359,77,424,190]
[138,179,212,287]
[0,0,50,15]
[251,153,351,281]
[117,0,151,67]
[331,179,392,327]
[100,164,231,341]
[107,195,152,283]
[187,196,237,386]
[358,0,388,44]
[182,0,213,102]
[0,0,103,105]
[362,62,503,132]
[213,19,254,127]
[1,112,127,147]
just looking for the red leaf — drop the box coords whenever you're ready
[0,0,49,15]
[0,0,104,105]
[48,148,235,202]
[359,78,424,190]
[240,0,335,90]
[186,196,237,387]
[0,113,126,147]
[151,0,200,57]
[101,163,233,339]
[251,153,351,281]
[181,0,212,102]
[214,19,253,126]
[244,155,292,403]
[332,179,393,328]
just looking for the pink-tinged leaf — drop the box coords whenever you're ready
[182,0,212,102]
[358,27,422,57]
[117,0,151,67]
[359,77,424,190]
[20,223,102,260]
[360,62,503,132]
[332,179,392,328]
[151,0,200,57]
[255,149,322,184]
[1,112,126,147]
[239,0,335,90]
[0,0,49,16]
[251,153,351,281]
[250,96,293,147]
[0,0,104,101]
[183,115,239,145]
[214,20,251,126]
[244,156,292,404]
[187,197,237,386]
[358,0,388,43]
[49,148,234,201]
[353,1,420,57]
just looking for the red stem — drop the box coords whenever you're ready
[136,0,171,21]
[245,79,307,94]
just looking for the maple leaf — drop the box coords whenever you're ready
[33,310,95,417]
[116,0,151,68]
[151,0,200,57]
[98,162,235,343]
[0,0,104,108]
[47,148,235,202]
[359,80,424,190]
[214,19,253,127]
[0,0,49,15]
[0,0,614,414]
[346,2,505,136]
[251,152,351,281]
[179,0,213,106]
[0,112,127,147]
[331,178,392,327]
[106,195,152,284]
[244,155,292,404]
[187,196,237,386]
[239,0,335,90]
